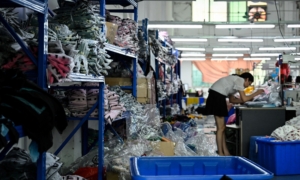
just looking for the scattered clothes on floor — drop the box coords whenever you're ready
[0,147,36,180]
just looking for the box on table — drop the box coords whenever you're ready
[130,156,273,180]
[256,138,300,175]
[105,77,152,99]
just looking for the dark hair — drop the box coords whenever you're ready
[232,72,254,82]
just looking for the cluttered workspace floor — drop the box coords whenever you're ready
[200,116,300,180]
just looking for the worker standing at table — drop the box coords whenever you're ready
[205,73,264,156]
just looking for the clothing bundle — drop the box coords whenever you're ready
[106,11,139,54]
[159,31,174,46]
[0,70,68,152]
[149,30,177,66]
[271,116,300,141]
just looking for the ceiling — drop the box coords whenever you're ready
[137,0,300,61]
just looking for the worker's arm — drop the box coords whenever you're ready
[238,89,264,102]
[229,95,244,104]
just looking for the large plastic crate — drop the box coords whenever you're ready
[256,139,300,175]
[130,156,273,180]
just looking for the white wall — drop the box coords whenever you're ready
[181,61,192,87]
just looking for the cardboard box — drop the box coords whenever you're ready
[106,172,119,180]
[105,77,150,98]
[137,97,150,104]
[151,141,175,156]
[105,78,132,86]
[106,22,118,44]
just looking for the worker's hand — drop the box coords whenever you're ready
[257,89,265,94]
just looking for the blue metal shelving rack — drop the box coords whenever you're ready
[103,0,139,97]
[54,1,140,179]
[0,0,48,179]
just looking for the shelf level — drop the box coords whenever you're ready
[104,43,136,58]
[0,0,46,14]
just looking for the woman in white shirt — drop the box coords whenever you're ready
[205,73,264,156]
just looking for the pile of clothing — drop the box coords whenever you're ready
[0,147,88,180]
[106,11,139,54]
[271,116,300,141]
[50,0,113,78]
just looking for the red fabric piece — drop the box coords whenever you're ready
[275,62,290,76]
[73,167,98,180]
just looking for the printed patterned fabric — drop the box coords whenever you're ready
[286,116,300,130]
[285,130,300,141]
[271,125,298,141]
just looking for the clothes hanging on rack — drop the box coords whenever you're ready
[0,69,68,152]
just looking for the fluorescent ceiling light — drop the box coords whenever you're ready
[218,39,263,42]
[251,53,281,57]
[244,58,271,61]
[148,24,202,28]
[287,24,300,28]
[181,53,205,57]
[274,39,300,42]
[212,54,244,57]
[216,24,275,29]
[295,58,300,60]
[176,47,205,51]
[259,47,296,51]
[172,38,207,42]
[180,58,206,61]
[213,48,250,51]
[211,58,238,61]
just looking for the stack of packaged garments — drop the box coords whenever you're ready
[106,11,139,54]
[159,31,174,46]
[148,30,177,66]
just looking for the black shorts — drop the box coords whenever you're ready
[205,89,228,117]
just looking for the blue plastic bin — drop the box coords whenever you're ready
[130,156,273,180]
[256,139,300,175]
[249,136,275,163]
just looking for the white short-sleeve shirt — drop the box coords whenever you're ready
[210,75,245,96]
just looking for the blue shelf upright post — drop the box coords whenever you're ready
[132,3,138,97]
[170,66,173,106]
[98,82,105,180]
[36,1,48,178]
[178,60,182,109]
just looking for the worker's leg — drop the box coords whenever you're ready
[222,130,231,156]
[215,115,226,156]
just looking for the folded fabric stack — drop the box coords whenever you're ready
[67,85,88,117]
[106,13,139,54]
[105,87,126,124]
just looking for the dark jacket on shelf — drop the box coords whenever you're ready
[0,70,68,152]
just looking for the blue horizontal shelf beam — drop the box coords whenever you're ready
[107,9,134,13]
[120,86,133,90]
[0,14,37,66]
[50,86,99,89]
[0,0,46,14]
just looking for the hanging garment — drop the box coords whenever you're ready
[0,69,68,152]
